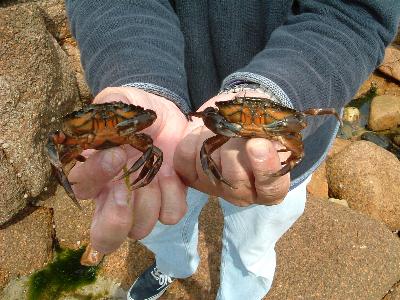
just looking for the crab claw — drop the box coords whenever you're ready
[45,132,82,210]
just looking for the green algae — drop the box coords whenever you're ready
[27,246,99,300]
[347,82,378,109]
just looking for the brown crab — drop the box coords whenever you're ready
[45,101,163,208]
[189,96,341,188]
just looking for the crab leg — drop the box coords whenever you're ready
[45,133,82,209]
[200,134,236,189]
[302,108,342,126]
[119,133,163,189]
[130,146,162,190]
[270,134,304,177]
[116,146,153,180]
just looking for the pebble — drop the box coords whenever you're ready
[343,107,360,123]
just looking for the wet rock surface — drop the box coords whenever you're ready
[327,140,400,231]
[0,4,79,224]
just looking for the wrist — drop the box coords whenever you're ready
[219,82,280,102]
[221,72,293,109]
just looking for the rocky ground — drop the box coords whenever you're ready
[1,1,400,300]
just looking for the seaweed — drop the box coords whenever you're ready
[28,246,99,300]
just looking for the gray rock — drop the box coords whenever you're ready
[326,140,400,230]
[0,4,79,224]
[265,197,400,300]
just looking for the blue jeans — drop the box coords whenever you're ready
[140,177,310,300]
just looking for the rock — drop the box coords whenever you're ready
[368,95,400,131]
[265,197,400,300]
[39,186,95,249]
[61,39,93,103]
[326,140,400,230]
[0,207,54,289]
[306,161,328,199]
[327,138,352,158]
[361,131,400,159]
[0,146,27,225]
[378,45,400,82]
[343,107,360,123]
[394,135,400,147]
[0,5,79,224]
[35,0,72,41]
[394,25,400,46]
[0,274,126,300]
[383,281,400,300]
[307,138,353,200]
[328,197,349,207]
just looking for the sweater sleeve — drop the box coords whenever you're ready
[223,0,400,137]
[65,0,191,113]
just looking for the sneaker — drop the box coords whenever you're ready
[127,262,175,300]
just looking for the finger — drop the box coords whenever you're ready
[90,180,134,254]
[246,138,290,204]
[174,126,202,185]
[220,137,252,187]
[128,177,161,240]
[69,147,127,199]
[94,90,131,105]
[158,162,188,225]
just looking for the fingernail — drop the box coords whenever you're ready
[249,140,269,161]
[101,148,126,176]
[110,183,131,206]
[80,243,105,266]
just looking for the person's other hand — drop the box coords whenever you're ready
[69,86,188,255]
[174,90,290,207]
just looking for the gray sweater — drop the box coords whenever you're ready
[66,0,399,188]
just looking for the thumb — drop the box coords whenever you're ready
[246,138,290,204]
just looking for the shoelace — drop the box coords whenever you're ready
[150,267,173,291]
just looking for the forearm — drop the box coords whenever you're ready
[223,0,399,137]
[66,0,191,113]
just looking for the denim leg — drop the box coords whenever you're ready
[216,177,310,300]
[139,188,209,278]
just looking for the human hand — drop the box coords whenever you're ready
[174,90,290,206]
[68,86,188,257]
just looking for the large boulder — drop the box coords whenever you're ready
[0,4,79,225]
[326,140,400,230]
[265,197,400,300]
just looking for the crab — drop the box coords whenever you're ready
[189,96,341,188]
[45,101,163,208]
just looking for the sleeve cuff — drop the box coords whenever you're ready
[221,72,293,109]
[121,82,191,114]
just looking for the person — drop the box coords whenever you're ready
[65,1,399,299]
